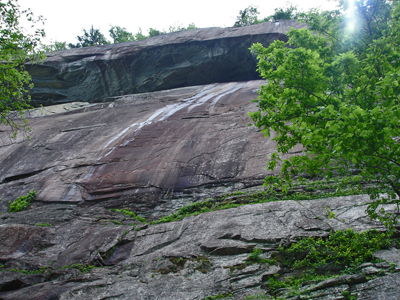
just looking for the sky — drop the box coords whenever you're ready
[17,0,339,45]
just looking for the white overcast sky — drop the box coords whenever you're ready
[18,0,339,44]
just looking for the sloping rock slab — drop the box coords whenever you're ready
[26,20,305,106]
[0,80,281,218]
[0,195,396,299]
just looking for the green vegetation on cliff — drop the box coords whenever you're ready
[233,4,299,27]
[204,228,398,299]
[45,23,198,51]
[150,182,366,225]
[68,25,110,48]
[45,3,300,50]
[7,191,36,212]
[0,0,44,139]
[250,0,400,228]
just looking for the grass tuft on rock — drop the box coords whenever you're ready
[150,185,366,225]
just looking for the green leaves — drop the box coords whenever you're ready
[250,0,400,228]
[233,6,261,27]
[0,0,45,140]
[109,26,135,44]
[71,25,110,48]
[281,229,390,271]
[8,190,37,212]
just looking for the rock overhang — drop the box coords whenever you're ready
[26,20,306,106]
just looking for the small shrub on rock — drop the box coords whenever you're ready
[8,191,36,212]
[280,229,390,272]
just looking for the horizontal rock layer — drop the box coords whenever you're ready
[0,195,399,299]
[26,20,305,106]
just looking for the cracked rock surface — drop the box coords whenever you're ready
[0,80,278,219]
[0,195,399,299]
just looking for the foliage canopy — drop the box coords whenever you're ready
[0,0,44,139]
[109,25,135,44]
[249,0,400,228]
[233,4,299,27]
[42,40,68,52]
[234,6,261,27]
[69,25,110,48]
[269,3,299,20]
[46,23,198,50]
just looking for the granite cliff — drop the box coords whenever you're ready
[26,20,301,107]
[0,21,399,300]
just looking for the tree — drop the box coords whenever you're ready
[42,40,68,52]
[185,23,197,31]
[234,4,299,27]
[0,0,44,139]
[148,27,165,37]
[269,3,299,20]
[51,41,68,51]
[71,25,110,48]
[168,23,197,32]
[108,23,198,44]
[234,5,261,27]
[249,0,400,228]
[109,25,135,43]
[134,28,146,41]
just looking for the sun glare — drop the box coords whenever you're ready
[345,0,357,33]
[347,20,356,32]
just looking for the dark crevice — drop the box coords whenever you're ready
[218,233,281,246]
[61,123,107,132]
[1,168,50,184]
[71,162,107,169]
[181,115,210,119]
[139,237,181,256]
[0,278,25,292]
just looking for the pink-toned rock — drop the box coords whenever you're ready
[0,80,277,218]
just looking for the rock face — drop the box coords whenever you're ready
[0,80,280,219]
[26,20,304,106]
[0,195,399,300]
[1,21,399,299]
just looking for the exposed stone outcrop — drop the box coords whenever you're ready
[0,80,282,219]
[1,20,399,299]
[0,195,399,299]
[26,20,305,106]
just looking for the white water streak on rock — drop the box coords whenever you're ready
[209,82,246,109]
[102,146,118,158]
[103,123,138,149]
[82,166,96,180]
[159,89,213,121]
[185,91,221,113]
[101,83,240,160]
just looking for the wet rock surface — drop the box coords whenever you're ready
[0,80,277,219]
[26,20,305,106]
[0,195,399,299]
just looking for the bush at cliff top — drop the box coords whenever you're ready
[249,0,400,229]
